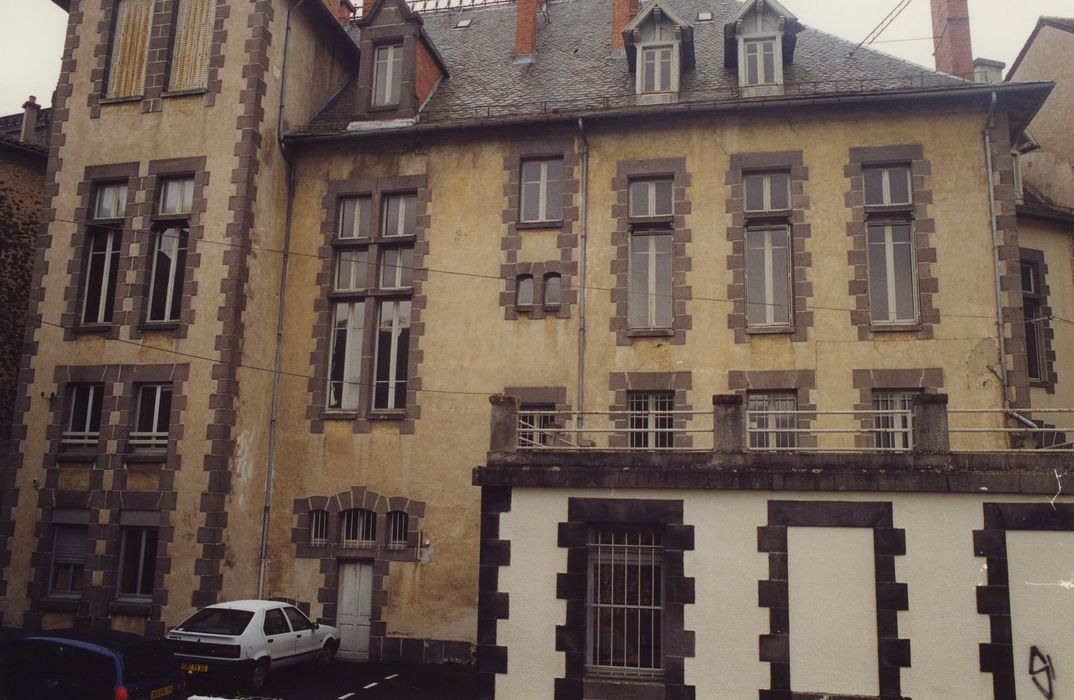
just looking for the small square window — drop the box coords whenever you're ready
[743,171,790,212]
[863,165,911,206]
[159,177,194,216]
[95,183,128,220]
[340,508,376,547]
[629,178,673,218]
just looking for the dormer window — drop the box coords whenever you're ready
[640,45,675,94]
[623,0,695,102]
[372,44,403,107]
[724,0,802,96]
[743,37,778,87]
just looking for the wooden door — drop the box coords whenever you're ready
[336,561,373,659]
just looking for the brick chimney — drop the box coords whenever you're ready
[362,0,375,19]
[612,0,639,50]
[930,0,974,79]
[516,0,537,60]
[20,96,40,145]
[324,0,354,24]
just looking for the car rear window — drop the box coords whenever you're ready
[175,608,254,635]
[121,640,177,684]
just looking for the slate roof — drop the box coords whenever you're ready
[296,0,1013,136]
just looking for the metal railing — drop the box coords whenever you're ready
[128,431,168,451]
[948,408,1074,452]
[743,409,915,453]
[60,431,99,450]
[518,410,713,451]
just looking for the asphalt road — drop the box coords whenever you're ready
[188,660,478,700]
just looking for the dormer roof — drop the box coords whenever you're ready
[723,0,803,68]
[354,0,450,76]
[623,0,695,70]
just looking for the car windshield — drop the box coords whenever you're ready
[175,608,254,635]
[121,640,177,684]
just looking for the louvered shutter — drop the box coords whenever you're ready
[169,0,215,91]
[107,0,153,98]
[54,526,87,565]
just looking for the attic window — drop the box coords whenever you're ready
[372,44,403,107]
[697,11,713,21]
[454,18,472,28]
[743,37,778,87]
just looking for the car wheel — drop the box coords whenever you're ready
[249,658,270,691]
[317,640,337,668]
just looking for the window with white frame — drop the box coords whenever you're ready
[747,391,797,450]
[640,45,674,93]
[327,193,416,412]
[1021,259,1048,383]
[340,508,376,547]
[863,165,916,325]
[627,177,674,330]
[372,44,403,107]
[587,526,663,676]
[147,177,193,323]
[118,526,158,597]
[872,390,915,451]
[130,384,172,452]
[386,511,408,550]
[745,224,791,328]
[61,384,103,451]
[309,509,328,546]
[742,37,778,87]
[520,159,564,223]
[629,178,673,218]
[50,525,87,597]
[518,402,555,448]
[82,182,127,325]
[743,171,789,212]
[627,392,674,449]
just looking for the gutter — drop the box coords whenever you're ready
[575,118,589,443]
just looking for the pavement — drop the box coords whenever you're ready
[187,659,479,700]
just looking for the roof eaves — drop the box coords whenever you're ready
[0,134,48,159]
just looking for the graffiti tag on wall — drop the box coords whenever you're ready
[1029,646,1056,699]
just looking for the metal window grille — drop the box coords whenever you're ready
[518,403,556,447]
[873,390,915,451]
[130,384,172,452]
[340,509,376,547]
[628,392,674,449]
[309,510,328,546]
[587,527,663,677]
[748,392,798,450]
[386,511,408,550]
[61,384,102,450]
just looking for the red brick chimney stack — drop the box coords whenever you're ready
[363,0,376,19]
[612,0,640,49]
[327,0,355,24]
[516,0,538,59]
[20,96,39,145]
[930,0,974,80]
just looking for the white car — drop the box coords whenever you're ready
[166,600,339,690]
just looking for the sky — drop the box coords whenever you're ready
[1,0,1071,115]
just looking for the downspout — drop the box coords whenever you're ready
[258,0,307,600]
[576,118,589,441]
[983,91,1010,414]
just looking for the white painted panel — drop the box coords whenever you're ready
[337,561,373,659]
[1008,530,1074,699]
[788,526,878,696]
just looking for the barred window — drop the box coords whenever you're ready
[309,510,328,546]
[627,392,674,449]
[386,511,408,550]
[873,390,915,451]
[340,509,376,547]
[747,391,797,450]
[518,402,555,448]
[587,527,663,677]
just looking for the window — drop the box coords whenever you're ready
[61,384,103,451]
[747,392,797,450]
[107,0,153,98]
[628,392,674,449]
[516,275,534,307]
[50,526,87,596]
[147,178,193,323]
[130,384,172,452]
[863,165,916,325]
[81,183,127,325]
[587,526,663,676]
[743,38,777,87]
[520,159,564,223]
[743,171,789,212]
[640,45,674,93]
[168,0,215,92]
[1021,260,1048,382]
[309,510,328,546]
[519,402,555,447]
[386,511,408,550]
[327,193,416,411]
[629,178,673,218]
[628,178,674,330]
[340,508,376,547]
[543,273,562,308]
[372,44,403,107]
[118,526,158,597]
[745,224,791,328]
[263,608,290,636]
[872,390,915,451]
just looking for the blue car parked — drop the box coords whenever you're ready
[1,629,187,700]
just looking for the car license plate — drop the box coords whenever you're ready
[180,662,208,673]
[150,687,174,699]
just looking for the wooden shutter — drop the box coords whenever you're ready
[54,526,87,564]
[107,0,153,98]
[169,0,215,91]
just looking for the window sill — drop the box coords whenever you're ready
[39,597,81,612]
[321,410,359,421]
[745,326,794,335]
[138,321,180,332]
[636,92,677,105]
[516,220,564,230]
[740,84,784,98]
[56,452,100,464]
[864,204,914,216]
[627,328,674,338]
[368,410,406,421]
[71,323,112,335]
[123,452,168,464]
[110,599,153,617]
[583,676,664,700]
[869,323,921,333]
[99,95,142,105]
[162,88,207,98]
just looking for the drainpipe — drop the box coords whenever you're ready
[983,92,1010,413]
[258,0,307,600]
[575,118,589,440]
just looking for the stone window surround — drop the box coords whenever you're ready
[845,144,939,340]
[24,363,188,636]
[725,151,813,343]
[289,488,468,664]
[852,368,944,450]
[758,500,910,700]
[89,0,229,117]
[609,371,693,449]
[974,503,1074,697]
[307,174,431,435]
[501,137,580,321]
[610,157,692,346]
[553,497,696,700]
[728,370,816,449]
[501,262,576,320]
[1019,248,1058,392]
